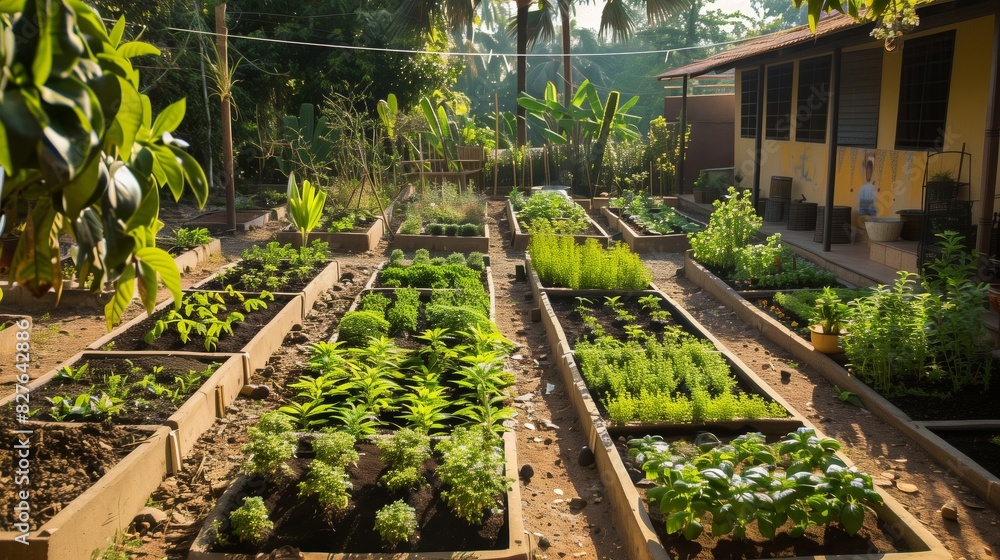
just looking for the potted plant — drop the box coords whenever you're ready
[809,287,847,354]
[692,171,715,204]
[926,170,959,204]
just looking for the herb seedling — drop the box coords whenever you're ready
[229,496,272,544]
[375,500,417,547]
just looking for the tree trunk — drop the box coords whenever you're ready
[516,0,530,147]
[561,5,572,109]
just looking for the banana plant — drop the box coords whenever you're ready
[286,172,327,248]
[418,96,459,169]
[276,103,334,183]
[377,93,398,140]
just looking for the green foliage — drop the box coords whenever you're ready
[312,432,359,469]
[611,192,702,234]
[337,311,391,347]
[688,187,762,271]
[402,183,486,231]
[629,428,883,540]
[220,241,328,292]
[386,288,420,335]
[773,289,870,324]
[144,289,272,351]
[437,427,512,525]
[299,460,352,510]
[229,497,272,544]
[813,287,848,334]
[360,292,392,315]
[466,252,486,271]
[516,192,589,234]
[529,235,651,290]
[242,415,296,477]
[375,500,417,547]
[286,173,328,248]
[400,214,422,234]
[48,392,125,422]
[0,3,206,324]
[172,228,212,248]
[378,428,431,492]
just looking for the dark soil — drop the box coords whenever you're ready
[0,416,152,530]
[612,432,906,559]
[889,383,1000,421]
[23,355,221,424]
[932,430,1000,479]
[609,207,693,236]
[197,259,328,293]
[105,292,296,353]
[547,292,677,344]
[212,441,508,554]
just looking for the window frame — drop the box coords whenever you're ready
[740,69,759,139]
[795,56,832,143]
[765,63,793,141]
[894,30,955,150]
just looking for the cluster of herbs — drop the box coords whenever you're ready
[610,191,702,235]
[573,297,786,424]
[144,286,273,351]
[513,191,589,235]
[214,240,329,293]
[762,288,870,336]
[529,234,652,290]
[225,412,511,549]
[171,227,213,248]
[281,325,514,436]
[399,183,486,236]
[380,249,486,288]
[42,359,217,422]
[324,209,375,233]
[629,428,883,541]
[843,232,993,396]
[731,234,836,289]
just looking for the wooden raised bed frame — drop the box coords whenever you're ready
[506,199,610,252]
[532,285,950,560]
[0,426,171,560]
[275,218,385,252]
[186,431,527,560]
[683,250,1000,513]
[392,223,490,253]
[600,206,692,254]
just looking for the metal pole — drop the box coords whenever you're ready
[678,75,688,195]
[823,47,843,252]
[976,8,1000,256]
[752,64,765,209]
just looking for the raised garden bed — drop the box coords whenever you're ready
[363,251,495,320]
[185,210,272,232]
[393,222,490,253]
[276,216,385,252]
[534,286,950,560]
[683,251,1000,512]
[601,206,697,253]
[0,314,30,368]
[0,419,170,560]
[0,351,245,468]
[87,290,304,376]
[523,251,655,311]
[187,431,526,559]
[165,238,222,274]
[506,199,609,252]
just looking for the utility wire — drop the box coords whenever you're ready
[167,26,758,59]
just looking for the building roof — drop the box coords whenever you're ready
[657,13,867,80]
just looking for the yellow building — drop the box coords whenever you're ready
[658,1,1000,271]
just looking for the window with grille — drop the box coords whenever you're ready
[765,63,793,140]
[740,69,759,138]
[837,49,882,147]
[895,31,955,150]
[795,56,831,143]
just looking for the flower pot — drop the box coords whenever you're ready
[864,218,903,242]
[989,284,1000,313]
[809,325,844,354]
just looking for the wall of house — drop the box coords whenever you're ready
[734,13,996,232]
[664,94,735,192]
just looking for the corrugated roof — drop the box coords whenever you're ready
[657,13,867,80]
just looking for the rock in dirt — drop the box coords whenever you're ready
[569,497,588,509]
[941,502,959,521]
[239,384,271,400]
[578,446,595,467]
[520,464,535,481]
[897,482,919,493]
[134,507,168,530]
[514,393,534,403]
[537,536,551,549]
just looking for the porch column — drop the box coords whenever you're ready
[977,9,1000,257]
[752,64,765,208]
[678,75,689,194]
[823,47,842,253]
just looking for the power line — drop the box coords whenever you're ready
[167,26,758,59]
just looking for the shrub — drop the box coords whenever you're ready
[517,192,589,234]
[446,252,467,266]
[400,214,422,234]
[229,496,273,544]
[436,427,511,525]
[426,223,445,236]
[466,252,485,271]
[298,460,352,510]
[425,304,493,338]
[387,287,420,335]
[688,186,761,270]
[413,248,431,264]
[338,311,390,347]
[377,427,431,469]
[312,432,359,468]
[389,249,405,266]
[242,422,296,477]
[375,500,417,547]
[360,292,392,315]
[444,224,459,236]
[460,223,480,236]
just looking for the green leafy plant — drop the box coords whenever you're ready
[337,311,391,347]
[375,500,418,548]
[242,412,297,477]
[299,460,352,510]
[172,227,212,248]
[630,428,883,540]
[813,287,848,334]
[48,392,125,421]
[229,496,273,544]
[516,192,589,234]
[144,289,272,351]
[57,363,90,382]
[286,172,328,248]
[529,235,651,290]
[688,187,761,271]
[835,386,863,407]
[378,428,432,492]
[313,432,359,468]
[436,427,512,525]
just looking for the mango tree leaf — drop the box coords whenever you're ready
[60,154,101,218]
[108,16,126,48]
[136,246,181,311]
[125,179,159,231]
[136,260,158,314]
[117,41,160,60]
[105,265,136,330]
[30,3,54,86]
[110,75,142,156]
[149,143,183,200]
[150,98,185,139]
[170,144,208,207]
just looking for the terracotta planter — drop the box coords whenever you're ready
[809,325,844,354]
[187,431,527,560]
[506,200,610,252]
